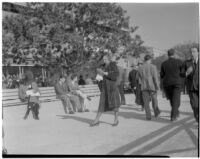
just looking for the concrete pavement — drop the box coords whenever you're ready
[3,93,198,156]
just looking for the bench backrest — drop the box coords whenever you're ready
[2,84,100,107]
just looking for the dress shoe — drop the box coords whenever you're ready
[85,109,90,112]
[112,120,119,127]
[146,118,151,121]
[90,122,100,127]
[78,109,84,113]
[69,111,75,114]
[155,111,161,118]
[171,117,177,122]
[35,116,39,120]
[87,97,92,101]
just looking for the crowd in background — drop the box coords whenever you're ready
[3,72,96,90]
[2,74,51,89]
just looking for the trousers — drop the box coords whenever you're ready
[164,85,181,119]
[142,90,160,119]
[61,95,73,113]
[189,90,199,122]
[24,102,39,119]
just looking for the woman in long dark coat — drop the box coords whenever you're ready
[90,54,121,127]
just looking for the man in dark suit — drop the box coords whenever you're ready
[160,49,184,121]
[182,47,199,123]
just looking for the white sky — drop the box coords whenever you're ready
[120,3,199,51]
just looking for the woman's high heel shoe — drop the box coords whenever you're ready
[112,120,119,127]
[90,122,100,127]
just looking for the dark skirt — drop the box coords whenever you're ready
[135,83,143,106]
[98,79,121,112]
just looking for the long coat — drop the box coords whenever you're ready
[98,62,120,112]
[160,58,184,88]
[182,59,199,91]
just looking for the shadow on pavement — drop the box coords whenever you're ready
[120,106,193,116]
[56,115,93,124]
[91,109,171,124]
[107,116,197,155]
[56,115,113,126]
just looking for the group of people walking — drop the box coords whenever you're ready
[18,46,199,127]
[128,47,199,123]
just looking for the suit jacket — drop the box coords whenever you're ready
[183,59,199,91]
[160,58,184,87]
[138,63,159,91]
[54,82,68,99]
[128,68,138,88]
[68,81,80,95]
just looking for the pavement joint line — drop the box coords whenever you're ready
[123,123,183,155]
[128,120,197,155]
[124,119,196,155]
[107,116,194,155]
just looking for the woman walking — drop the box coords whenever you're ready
[90,54,120,127]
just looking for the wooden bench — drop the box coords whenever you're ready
[2,84,100,108]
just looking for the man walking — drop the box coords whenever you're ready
[182,47,199,123]
[138,55,161,120]
[160,49,184,121]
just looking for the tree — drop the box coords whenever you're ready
[172,42,199,60]
[3,2,146,73]
[152,41,199,71]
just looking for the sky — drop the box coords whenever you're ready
[119,3,199,51]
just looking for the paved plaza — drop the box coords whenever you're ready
[3,93,199,156]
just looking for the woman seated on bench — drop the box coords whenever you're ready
[67,74,91,112]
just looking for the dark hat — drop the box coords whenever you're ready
[144,54,152,61]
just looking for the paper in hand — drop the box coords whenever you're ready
[26,90,41,97]
[96,74,103,81]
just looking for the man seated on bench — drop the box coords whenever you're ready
[54,75,75,114]
[67,74,91,112]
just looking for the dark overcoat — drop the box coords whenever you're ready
[183,59,199,91]
[98,62,120,112]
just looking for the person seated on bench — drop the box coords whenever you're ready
[61,77,84,113]
[23,71,41,120]
[54,75,75,114]
[67,74,91,112]
[18,79,28,102]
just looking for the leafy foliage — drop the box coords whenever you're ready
[172,42,199,60]
[3,3,146,72]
